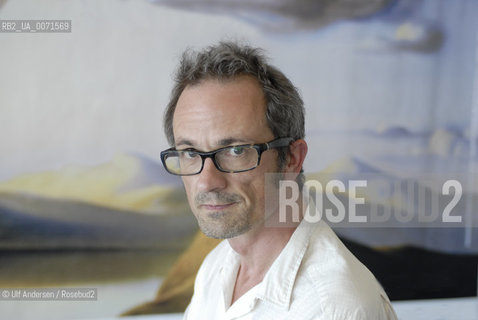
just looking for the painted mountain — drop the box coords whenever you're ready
[0,154,197,250]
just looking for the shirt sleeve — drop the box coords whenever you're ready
[382,295,398,320]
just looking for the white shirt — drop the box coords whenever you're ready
[184,218,398,320]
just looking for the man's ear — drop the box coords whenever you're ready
[283,139,308,178]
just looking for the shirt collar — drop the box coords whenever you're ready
[219,245,241,309]
[255,214,316,310]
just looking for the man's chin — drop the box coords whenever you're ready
[198,222,251,240]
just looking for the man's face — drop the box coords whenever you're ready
[172,76,281,239]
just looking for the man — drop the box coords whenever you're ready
[160,41,397,319]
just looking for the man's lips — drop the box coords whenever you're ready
[199,203,237,211]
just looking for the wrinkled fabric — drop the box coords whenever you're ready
[184,217,398,320]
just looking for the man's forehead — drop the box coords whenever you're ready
[172,76,271,147]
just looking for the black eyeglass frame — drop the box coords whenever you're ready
[160,137,294,176]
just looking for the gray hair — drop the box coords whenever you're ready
[163,41,305,186]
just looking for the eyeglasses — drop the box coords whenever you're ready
[160,137,293,176]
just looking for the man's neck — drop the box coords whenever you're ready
[228,224,297,268]
[228,196,306,266]
[227,222,299,305]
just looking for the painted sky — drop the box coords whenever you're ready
[0,0,476,181]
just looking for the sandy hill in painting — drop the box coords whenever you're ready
[0,154,197,250]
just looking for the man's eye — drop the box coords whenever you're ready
[229,146,245,156]
[181,151,199,159]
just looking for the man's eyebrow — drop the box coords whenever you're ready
[175,139,195,147]
[217,138,252,146]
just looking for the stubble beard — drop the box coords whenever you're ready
[194,191,254,239]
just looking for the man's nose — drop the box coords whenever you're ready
[196,157,227,192]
